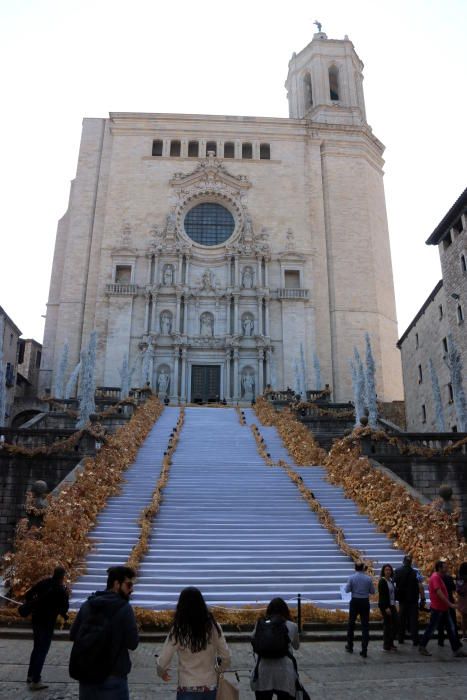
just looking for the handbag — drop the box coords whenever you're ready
[217,671,240,700]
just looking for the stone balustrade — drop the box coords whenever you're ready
[276,287,309,300]
[105,283,139,295]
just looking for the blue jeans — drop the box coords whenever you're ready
[79,676,129,700]
[176,691,217,700]
[420,609,461,651]
[27,622,55,682]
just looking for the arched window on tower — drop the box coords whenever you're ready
[329,65,340,101]
[304,73,313,110]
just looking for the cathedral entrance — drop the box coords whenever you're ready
[190,365,221,403]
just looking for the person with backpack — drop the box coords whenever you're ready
[69,565,139,699]
[156,586,231,699]
[250,597,300,700]
[24,566,69,691]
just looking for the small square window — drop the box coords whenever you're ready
[242,143,253,159]
[188,141,199,157]
[170,140,181,157]
[260,143,271,160]
[152,139,163,156]
[284,270,300,288]
[115,265,132,284]
[206,141,217,156]
[224,142,235,158]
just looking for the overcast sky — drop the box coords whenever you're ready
[1,0,466,341]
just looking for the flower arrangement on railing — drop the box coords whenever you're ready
[278,460,374,574]
[38,396,138,420]
[250,424,275,466]
[293,401,355,420]
[2,396,164,597]
[0,423,108,458]
[126,408,185,572]
[325,429,467,575]
[255,397,327,465]
[235,406,246,425]
[359,425,467,457]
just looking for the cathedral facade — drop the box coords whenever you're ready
[40,31,403,403]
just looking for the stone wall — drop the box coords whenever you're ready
[0,454,80,555]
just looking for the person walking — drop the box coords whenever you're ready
[69,565,139,699]
[418,561,467,658]
[157,586,231,699]
[250,597,300,700]
[378,564,398,652]
[456,562,467,641]
[394,555,421,645]
[437,562,461,647]
[345,562,375,658]
[25,566,69,690]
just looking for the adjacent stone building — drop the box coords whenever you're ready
[0,306,22,426]
[398,188,467,431]
[40,31,403,404]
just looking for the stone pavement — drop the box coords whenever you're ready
[1,637,467,700]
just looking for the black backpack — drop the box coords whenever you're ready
[252,615,290,659]
[69,599,126,683]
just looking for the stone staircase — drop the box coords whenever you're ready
[71,406,405,610]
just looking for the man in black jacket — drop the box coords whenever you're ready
[394,555,421,645]
[70,566,139,699]
[26,566,69,690]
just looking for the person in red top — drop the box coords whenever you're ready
[419,561,466,657]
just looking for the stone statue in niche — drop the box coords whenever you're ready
[286,228,296,251]
[163,265,174,285]
[241,370,255,399]
[201,268,215,291]
[242,266,254,289]
[160,311,172,335]
[243,214,254,241]
[242,315,254,336]
[200,312,214,337]
[157,368,170,395]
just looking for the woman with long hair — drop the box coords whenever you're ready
[378,563,398,651]
[250,597,300,700]
[156,587,231,699]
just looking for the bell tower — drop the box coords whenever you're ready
[285,30,367,125]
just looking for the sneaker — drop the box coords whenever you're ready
[345,645,353,653]
[453,649,467,658]
[418,646,432,656]
[29,682,49,691]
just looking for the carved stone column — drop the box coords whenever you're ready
[172,347,180,401]
[257,297,263,335]
[265,348,271,386]
[154,254,160,286]
[185,255,191,285]
[265,297,270,336]
[146,253,153,285]
[233,349,239,401]
[224,351,230,400]
[144,292,151,334]
[175,293,181,332]
[234,293,240,335]
[264,258,269,287]
[180,347,187,402]
[257,349,264,395]
[177,254,183,282]
[256,256,262,287]
[234,256,240,287]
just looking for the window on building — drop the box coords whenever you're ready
[152,139,163,156]
[115,265,132,284]
[35,350,42,369]
[206,141,217,156]
[284,270,300,288]
[329,65,340,101]
[170,140,181,157]
[188,141,199,157]
[421,404,426,423]
[224,142,235,158]
[415,332,419,349]
[457,304,464,323]
[242,142,253,159]
[304,73,313,109]
[452,425,458,432]
[461,254,466,273]
[260,143,271,160]
[448,383,454,403]
[452,218,462,236]
[439,304,443,319]
[5,362,15,387]
[443,233,452,249]
[418,364,423,383]
[442,337,448,353]
[18,339,25,364]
